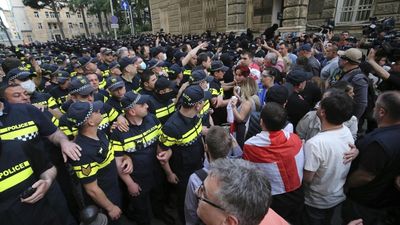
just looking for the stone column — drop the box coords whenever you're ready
[279,0,309,33]
[226,0,247,33]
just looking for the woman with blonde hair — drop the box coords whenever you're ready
[229,65,260,147]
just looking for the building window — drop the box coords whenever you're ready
[48,23,52,29]
[89,22,92,28]
[53,24,58,29]
[336,0,374,24]
[45,12,49,18]
[68,22,73,28]
[66,12,70,18]
[80,23,84,28]
[38,23,43,29]
[50,12,55,18]
[77,12,82,18]
[34,11,39,18]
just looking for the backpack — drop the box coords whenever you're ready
[348,72,377,117]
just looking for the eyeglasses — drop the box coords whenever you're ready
[196,183,225,211]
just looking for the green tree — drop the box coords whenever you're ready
[68,0,90,37]
[23,0,66,39]
[86,0,111,34]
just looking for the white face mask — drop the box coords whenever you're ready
[36,60,42,66]
[20,80,36,94]
[140,61,147,70]
[66,59,70,64]
[204,82,210,91]
[162,53,167,61]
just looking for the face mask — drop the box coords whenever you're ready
[36,60,42,66]
[139,61,147,70]
[66,59,70,64]
[162,53,167,61]
[156,91,175,102]
[202,82,210,91]
[20,80,36,94]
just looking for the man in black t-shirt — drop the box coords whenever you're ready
[67,101,127,224]
[111,92,161,225]
[343,91,400,225]
[157,85,207,224]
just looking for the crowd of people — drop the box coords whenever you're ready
[0,28,399,225]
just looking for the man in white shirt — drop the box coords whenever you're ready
[302,91,355,225]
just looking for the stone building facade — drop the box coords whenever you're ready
[149,0,400,35]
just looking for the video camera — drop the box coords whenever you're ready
[360,17,400,61]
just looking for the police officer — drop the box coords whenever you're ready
[105,76,126,114]
[138,69,158,96]
[110,92,161,225]
[209,61,230,125]
[59,76,119,138]
[0,139,76,225]
[66,101,124,225]
[86,72,109,103]
[49,70,71,106]
[98,48,115,72]
[6,68,60,116]
[189,70,213,126]
[157,85,209,224]
[148,76,176,124]
[118,56,142,93]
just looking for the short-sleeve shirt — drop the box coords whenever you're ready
[148,96,176,125]
[159,111,204,179]
[0,102,57,142]
[303,126,354,209]
[70,131,120,207]
[110,114,161,190]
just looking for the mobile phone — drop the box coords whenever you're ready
[20,186,36,199]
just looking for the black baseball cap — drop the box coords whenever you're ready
[210,61,229,72]
[147,59,163,70]
[190,70,213,84]
[121,92,150,109]
[69,76,95,95]
[108,61,120,70]
[118,56,140,71]
[6,68,34,82]
[266,85,289,105]
[155,76,175,92]
[181,85,211,106]
[55,70,70,84]
[105,76,124,92]
[66,101,103,127]
[286,69,312,85]
[77,56,94,68]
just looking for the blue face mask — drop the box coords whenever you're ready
[140,62,147,70]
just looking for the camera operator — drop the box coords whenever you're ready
[367,49,400,91]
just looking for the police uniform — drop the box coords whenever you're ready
[110,113,161,225]
[49,71,71,106]
[158,85,206,224]
[67,101,121,225]
[106,96,124,115]
[30,91,59,109]
[122,75,141,93]
[0,102,75,225]
[71,131,120,209]
[190,70,213,126]
[209,76,227,126]
[148,96,176,125]
[59,102,119,138]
